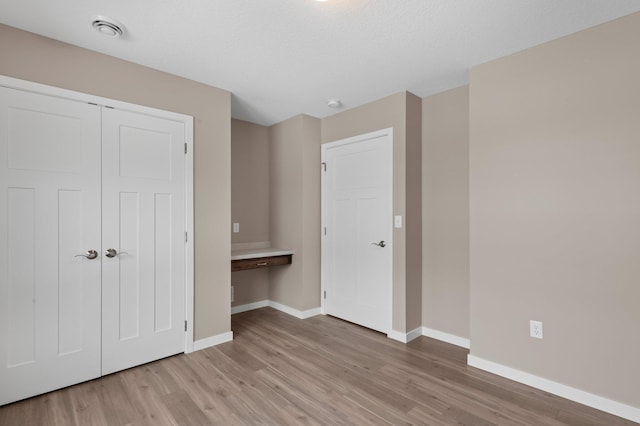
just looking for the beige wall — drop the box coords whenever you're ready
[231,119,270,307]
[269,115,321,311]
[231,119,270,244]
[422,86,470,339]
[299,116,323,310]
[0,24,232,341]
[321,92,422,333]
[470,13,640,407]
[405,93,423,331]
[231,269,269,307]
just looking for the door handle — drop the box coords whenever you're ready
[371,241,386,248]
[105,248,128,258]
[75,249,98,260]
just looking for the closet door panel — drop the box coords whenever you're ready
[101,108,185,375]
[0,87,102,405]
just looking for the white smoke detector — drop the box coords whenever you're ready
[327,99,342,108]
[90,15,125,38]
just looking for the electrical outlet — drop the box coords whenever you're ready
[233,223,239,233]
[530,320,543,339]
[231,285,234,303]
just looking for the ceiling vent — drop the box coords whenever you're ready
[90,15,125,38]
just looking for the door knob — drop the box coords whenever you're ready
[371,241,386,248]
[105,248,128,258]
[75,249,98,260]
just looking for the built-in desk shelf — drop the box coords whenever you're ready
[231,248,294,272]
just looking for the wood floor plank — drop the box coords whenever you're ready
[163,353,237,421]
[344,387,426,425]
[0,307,637,425]
[93,373,145,425]
[63,380,110,426]
[379,363,564,426]
[119,365,179,425]
[162,390,212,425]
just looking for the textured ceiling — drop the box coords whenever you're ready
[1,1,639,125]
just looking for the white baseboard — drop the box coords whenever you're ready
[231,300,269,314]
[467,355,640,424]
[422,327,470,349]
[230,299,321,320]
[407,326,423,342]
[268,301,322,319]
[388,326,422,343]
[387,330,405,342]
[192,331,233,351]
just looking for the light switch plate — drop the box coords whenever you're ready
[394,215,402,228]
[233,223,239,233]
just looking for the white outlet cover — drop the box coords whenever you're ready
[530,320,543,339]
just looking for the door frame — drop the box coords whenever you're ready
[0,75,196,353]
[320,127,394,334]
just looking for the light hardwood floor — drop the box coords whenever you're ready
[0,307,636,425]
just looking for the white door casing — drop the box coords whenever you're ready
[0,76,194,405]
[0,87,102,405]
[321,128,393,334]
[101,108,186,374]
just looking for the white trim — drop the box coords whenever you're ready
[387,330,406,342]
[321,127,394,334]
[388,326,422,343]
[228,299,321,319]
[467,355,640,423]
[421,327,470,349]
[0,76,192,123]
[269,301,322,319]
[184,113,195,354]
[231,300,269,315]
[192,332,234,351]
[407,327,423,342]
[1,75,196,356]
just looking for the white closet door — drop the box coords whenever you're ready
[101,108,186,375]
[0,87,102,405]
[322,130,393,334]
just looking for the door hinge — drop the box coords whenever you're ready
[324,290,327,299]
[185,143,188,154]
[184,320,188,332]
[321,162,327,172]
[323,227,327,236]
[185,231,188,243]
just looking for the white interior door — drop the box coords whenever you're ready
[101,108,186,375]
[0,87,102,405]
[322,128,393,334]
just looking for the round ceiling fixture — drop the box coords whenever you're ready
[90,15,125,38]
[327,99,342,108]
